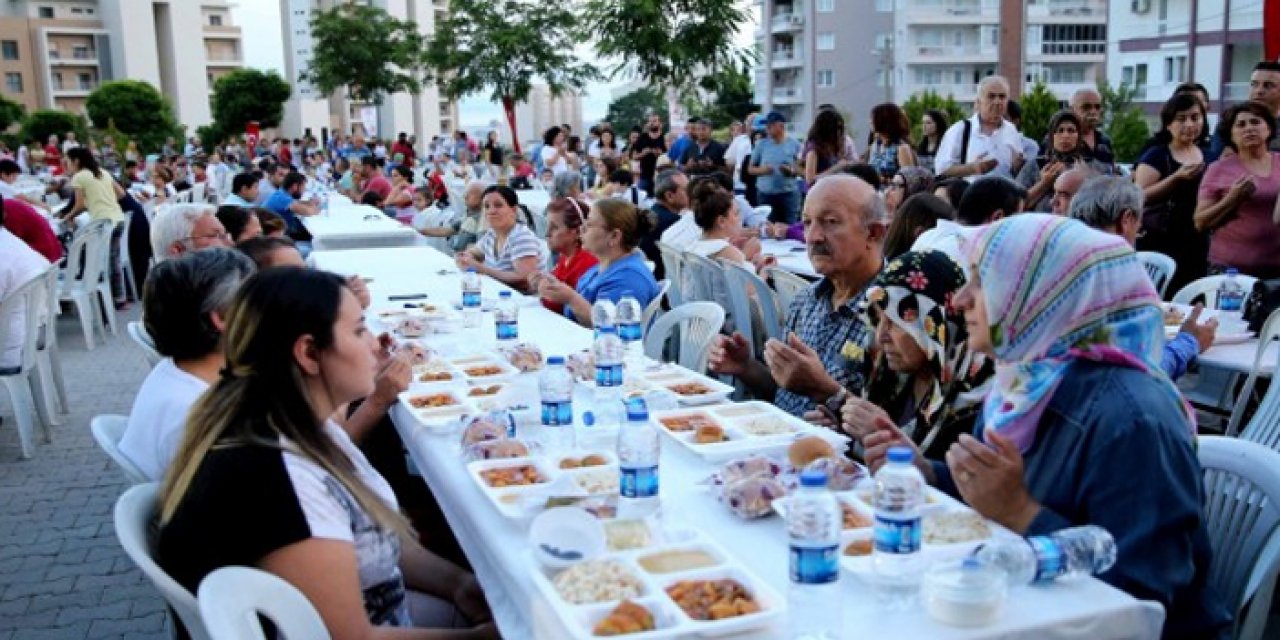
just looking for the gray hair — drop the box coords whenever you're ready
[142,247,255,360]
[977,75,1010,96]
[1071,86,1102,105]
[654,168,686,202]
[1068,176,1144,230]
[552,170,582,198]
[150,204,216,261]
[862,189,888,227]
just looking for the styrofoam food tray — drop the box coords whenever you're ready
[448,353,524,382]
[398,387,477,435]
[649,402,849,463]
[465,452,621,519]
[638,367,736,406]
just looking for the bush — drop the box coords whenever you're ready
[902,91,969,145]
[85,80,181,155]
[0,95,24,133]
[1018,81,1062,147]
[21,110,88,147]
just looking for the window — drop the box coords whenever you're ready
[37,6,54,18]
[817,69,834,87]
[817,0,834,11]
[78,72,91,89]
[71,7,83,13]
[1163,55,1187,83]
[210,14,223,26]
[1,41,17,60]
[52,71,62,90]
[874,33,892,51]
[817,33,835,50]
[73,45,90,60]
[5,73,22,93]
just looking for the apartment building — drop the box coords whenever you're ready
[279,0,459,143]
[1107,0,1266,120]
[891,0,1107,106]
[753,0,894,137]
[510,84,582,147]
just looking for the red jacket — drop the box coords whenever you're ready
[4,198,63,262]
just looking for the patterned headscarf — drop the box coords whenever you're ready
[962,214,1193,452]
[896,166,935,200]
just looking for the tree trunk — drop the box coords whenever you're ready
[502,96,521,156]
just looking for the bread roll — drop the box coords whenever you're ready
[788,436,835,468]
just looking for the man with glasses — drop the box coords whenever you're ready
[150,204,233,262]
[1066,88,1115,168]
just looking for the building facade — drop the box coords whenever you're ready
[279,0,458,143]
[1107,0,1266,120]
[0,0,242,128]
[509,84,582,148]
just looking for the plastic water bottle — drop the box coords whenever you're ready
[973,525,1117,586]
[539,356,575,453]
[873,446,925,609]
[587,326,625,450]
[787,469,842,640]
[617,398,660,518]
[1217,268,1246,312]
[494,290,518,343]
[591,299,617,334]
[461,268,482,328]
[616,292,645,370]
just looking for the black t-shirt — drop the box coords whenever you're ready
[641,203,682,280]
[630,132,668,183]
[484,142,504,167]
[679,140,727,176]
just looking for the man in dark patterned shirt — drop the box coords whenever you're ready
[709,174,884,416]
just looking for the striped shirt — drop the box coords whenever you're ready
[477,224,543,272]
[775,277,872,416]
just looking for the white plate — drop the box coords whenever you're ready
[448,353,524,382]
[639,368,735,406]
[466,457,560,519]
[650,403,849,463]
[397,388,477,434]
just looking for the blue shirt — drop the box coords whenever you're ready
[750,136,802,194]
[567,252,660,323]
[1161,332,1199,381]
[775,277,872,416]
[667,134,692,162]
[263,189,301,234]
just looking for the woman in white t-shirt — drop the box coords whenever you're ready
[539,126,569,175]
[158,268,496,638]
[685,182,774,333]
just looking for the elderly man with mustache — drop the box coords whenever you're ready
[709,174,886,417]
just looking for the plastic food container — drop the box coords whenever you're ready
[530,507,607,570]
[921,559,1007,627]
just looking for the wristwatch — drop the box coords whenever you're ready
[822,388,850,417]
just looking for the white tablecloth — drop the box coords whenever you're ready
[311,245,1164,640]
[301,200,420,251]
[760,238,817,278]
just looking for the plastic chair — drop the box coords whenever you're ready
[92,220,120,337]
[719,258,785,358]
[58,219,110,349]
[680,251,725,306]
[114,483,213,640]
[190,183,207,205]
[642,302,726,374]
[91,414,148,484]
[198,566,330,640]
[765,266,812,317]
[36,266,69,417]
[1172,274,1260,309]
[0,268,57,458]
[174,190,194,204]
[655,242,686,307]
[117,214,138,303]
[127,321,163,367]
[1136,251,1177,298]
[1198,436,1280,640]
[1227,309,1280,439]
[642,280,670,333]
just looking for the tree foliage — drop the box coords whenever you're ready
[1018,81,1062,146]
[302,4,431,104]
[20,110,88,147]
[84,80,181,154]
[211,68,292,133]
[693,63,758,128]
[424,0,597,154]
[605,88,671,131]
[583,0,754,99]
[902,90,968,145]
[0,94,25,133]
[1098,80,1150,164]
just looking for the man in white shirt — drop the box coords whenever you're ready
[723,119,754,193]
[934,76,1025,180]
[911,176,1026,278]
[119,248,256,481]
[0,207,51,373]
[60,131,79,155]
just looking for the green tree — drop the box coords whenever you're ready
[85,80,181,154]
[211,68,292,135]
[1098,80,1150,164]
[583,0,754,101]
[0,94,25,133]
[605,88,671,131]
[693,63,758,128]
[301,4,431,104]
[424,0,597,154]
[902,90,968,145]
[20,110,88,148]
[1018,81,1062,146]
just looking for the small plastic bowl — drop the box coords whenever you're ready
[921,559,1007,627]
[530,506,607,570]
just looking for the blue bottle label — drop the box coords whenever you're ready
[540,400,573,426]
[619,322,643,342]
[620,465,659,498]
[595,363,624,387]
[496,321,518,340]
[873,514,922,554]
[1030,536,1065,582]
[789,542,839,584]
[462,291,481,308]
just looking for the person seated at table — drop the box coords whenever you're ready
[1,193,62,262]
[221,172,259,208]
[861,214,1232,639]
[151,204,233,262]
[642,169,689,280]
[357,156,392,207]
[428,181,488,254]
[157,268,497,639]
[236,235,306,269]
[264,171,318,247]
[1066,176,1216,382]
[385,165,416,222]
[215,205,262,244]
[932,177,969,210]
[589,157,620,199]
[911,176,1027,278]
[0,201,52,375]
[118,248,255,481]
[455,185,545,292]
[0,159,49,208]
[453,148,480,181]
[537,198,661,326]
[256,208,287,239]
[552,170,583,200]
[837,250,993,460]
[881,193,953,261]
[333,157,355,193]
[709,175,885,417]
[539,168,556,191]
[534,197,598,314]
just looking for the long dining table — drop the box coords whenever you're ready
[311,245,1166,640]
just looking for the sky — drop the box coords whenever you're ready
[232,2,755,131]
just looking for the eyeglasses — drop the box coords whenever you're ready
[183,231,231,244]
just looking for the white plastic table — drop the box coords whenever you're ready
[311,246,1165,640]
[760,238,818,278]
[301,199,420,251]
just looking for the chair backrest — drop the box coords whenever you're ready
[127,321,163,367]
[1198,436,1280,640]
[530,210,549,238]
[1136,251,1177,298]
[680,251,725,305]
[718,258,785,357]
[1172,274,1261,308]
[62,219,111,289]
[0,266,51,374]
[190,183,207,205]
[655,241,685,307]
[1229,308,1280,439]
[642,279,670,333]
[174,190,194,204]
[91,414,148,484]
[642,302,726,374]
[199,566,330,640]
[765,266,811,316]
[113,483,211,640]
[40,266,60,345]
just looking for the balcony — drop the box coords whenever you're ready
[1224,82,1251,101]
[47,50,100,65]
[770,50,803,69]
[907,44,994,62]
[772,87,804,105]
[771,12,804,33]
[1027,0,1106,19]
[52,83,94,96]
[900,0,998,23]
[904,83,977,101]
[205,56,242,67]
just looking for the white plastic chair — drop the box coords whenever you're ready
[0,268,57,458]
[1136,251,1177,298]
[91,414,147,484]
[642,302,726,374]
[642,280,670,333]
[679,251,724,306]
[35,266,69,417]
[174,190,194,205]
[1172,274,1260,309]
[765,266,811,316]
[58,219,111,349]
[114,483,213,640]
[1227,309,1280,439]
[1198,436,1280,640]
[93,220,120,337]
[719,258,785,358]
[190,182,207,205]
[118,214,138,303]
[199,566,330,640]
[127,321,163,367]
[655,241,686,307]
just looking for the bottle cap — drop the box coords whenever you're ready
[1226,267,1239,276]
[887,446,913,464]
[598,326,618,334]
[466,267,477,273]
[499,291,512,298]
[547,356,565,365]
[625,397,649,421]
[582,411,595,427]
[799,468,828,487]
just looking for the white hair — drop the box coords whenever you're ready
[151,204,216,261]
[977,75,1010,95]
[1068,176,1144,230]
[1071,86,1102,105]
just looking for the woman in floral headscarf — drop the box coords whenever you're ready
[839,250,993,460]
[862,214,1229,640]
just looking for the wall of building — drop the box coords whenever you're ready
[0,18,40,112]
